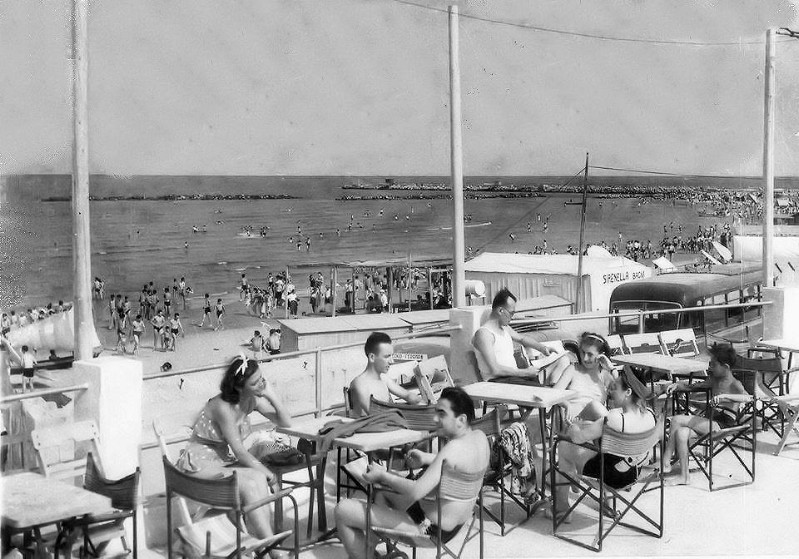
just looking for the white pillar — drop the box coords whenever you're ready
[449,5,466,308]
[449,306,489,385]
[762,28,776,287]
[69,356,143,478]
[72,0,94,361]
[762,286,799,341]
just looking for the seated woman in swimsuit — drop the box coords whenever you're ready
[552,368,656,521]
[552,332,616,422]
[661,344,746,485]
[176,356,292,558]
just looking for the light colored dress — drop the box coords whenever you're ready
[176,400,254,475]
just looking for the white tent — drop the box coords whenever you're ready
[464,253,652,312]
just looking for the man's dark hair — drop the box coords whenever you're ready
[709,343,737,369]
[439,386,475,424]
[491,288,517,311]
[364,331,392,357]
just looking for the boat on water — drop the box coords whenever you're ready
[429,221,493,231]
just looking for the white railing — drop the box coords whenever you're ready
[511,300,771,335]
[139,324,461,452]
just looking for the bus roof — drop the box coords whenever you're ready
[609,268,762,308]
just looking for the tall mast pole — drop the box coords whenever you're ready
[72,0,94,360]
[763,28,776,288]
[449,4,466,308]
[575,153,589,313]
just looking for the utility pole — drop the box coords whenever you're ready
[763,28,776,287]
[574,153,589,313]
[449,4,466,308]
[72,0,94,361]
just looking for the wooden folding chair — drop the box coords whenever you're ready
[551,418,664,552]
[659,329,700,358]
[30,419,100,482]
[68,452,140,559]
[683,389,757,491]
[371,460,487,559]
[469,406,524,536]
[623,333,665,356]
[154,426,299,559]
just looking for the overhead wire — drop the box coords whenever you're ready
[472,166,586,255]
[390,0,795,47]
[588,165,759,180]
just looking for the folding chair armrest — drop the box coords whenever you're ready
[242,488,295,514]
[552,434,600,454]
[714,394,755,404]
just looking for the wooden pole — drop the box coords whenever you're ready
[387,267,393,313]
[285,267,290,319]
[331,267,337,318]
[72,0,94,361]
[575,153,589,313]
[428,267,434,310]
[449,5,466,308]
[763,28,776,287]
[407,252,412,312]
[351,268,356,314]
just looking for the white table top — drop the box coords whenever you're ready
[333,429,431,453]
[277,416,353,440]
[1,472,113,529]
[612,353,707,374]
[758,338,799,353]
[463,382,575,408]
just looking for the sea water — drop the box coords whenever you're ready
[1,179,732,310]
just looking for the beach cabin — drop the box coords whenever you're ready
[277,314,411,353]
[464,252,652,313]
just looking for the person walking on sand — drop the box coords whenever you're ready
[214,298,226,330]
[167,313,185,351]
[115,310,129,354]
[199,293,213,328]
[131,314,145,355]
[151,309,166,351]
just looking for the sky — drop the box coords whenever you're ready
[1,0,799,177]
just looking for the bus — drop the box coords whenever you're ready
[608,265,763,339]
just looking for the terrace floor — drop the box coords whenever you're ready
[134,427,799,559]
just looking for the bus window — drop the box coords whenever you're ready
[610,304,641,335]
[703,295,728,334]
[681,309,704,334]
[610,302,679,334]
[642,303,679,332]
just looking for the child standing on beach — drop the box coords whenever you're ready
[250,330,266,360]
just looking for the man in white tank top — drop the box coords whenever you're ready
[472,288,570,385]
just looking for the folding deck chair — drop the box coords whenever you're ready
[550,418,664,552]
[371,460,487,559]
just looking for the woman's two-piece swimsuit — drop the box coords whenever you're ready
[581,409,655,489]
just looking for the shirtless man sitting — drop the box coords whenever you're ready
[349,331,421,416]
[335,387,489,559]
